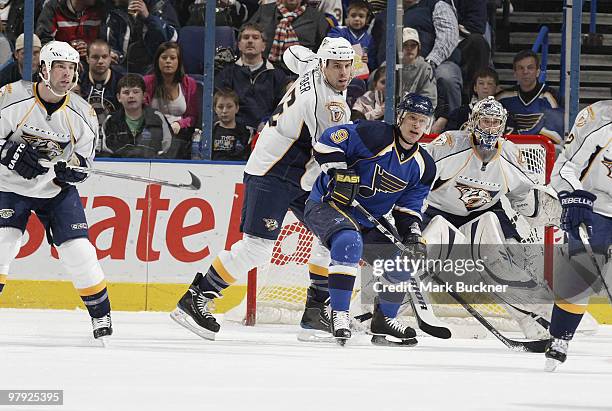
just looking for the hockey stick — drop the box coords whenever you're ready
[430,275,551,353]
[353,201,551,351]
[40,160,202,191]
[352,201,451,339]
[578,224,612,304]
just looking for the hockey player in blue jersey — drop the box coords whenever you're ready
[544,101,612,371]
[304,93,437,345]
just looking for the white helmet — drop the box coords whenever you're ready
[468,96,508,150]
[39,41,80,96]
[317,37,355,68]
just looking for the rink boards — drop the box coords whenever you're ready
[1,159,611,323]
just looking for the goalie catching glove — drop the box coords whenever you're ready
[558,190,596,238]
[330,168,360,206]
[0,140,48,179]
[54,153,88,183]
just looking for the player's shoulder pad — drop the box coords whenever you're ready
[0,80,34,107]
[415,145,437,186]
[321,122,356,143]
[68,91,97,119]
[499,138,528,167]
[355,120,394,152]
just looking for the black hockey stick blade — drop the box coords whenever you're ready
[434,276,551,352]
[187,171,202,190]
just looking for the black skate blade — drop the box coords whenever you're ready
[335,337,349,346]
[170,308,217,341]
[297,329,334,343]
[371,334,418,347]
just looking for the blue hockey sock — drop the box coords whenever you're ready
[549,303,584,340]
[308,271,329,303]
[81,287,111,318]
[328,273,356,311]
[198,266,230,294]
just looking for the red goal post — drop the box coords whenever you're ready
[242,134,557,326]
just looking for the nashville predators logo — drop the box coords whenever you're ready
[262,218,279,232]
[602,156,612,178]
[326,102,346,123]
[21,133,66,160]
[455,182,498,210]
[359,164,407,198]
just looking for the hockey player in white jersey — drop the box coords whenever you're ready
[171,37,354,340]
[0,41,112,341]
[423,97,553,339]
[544,101,612,371]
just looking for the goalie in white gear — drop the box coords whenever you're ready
[0,41,112,342]
[543,101,612,371]
[422,96,552,340]
[171,37,354,340]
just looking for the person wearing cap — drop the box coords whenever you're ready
[399,27,437,114]
[0,33,41,87]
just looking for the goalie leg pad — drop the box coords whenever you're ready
[0,227,22,292]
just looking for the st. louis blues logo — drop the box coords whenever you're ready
[602,156,612,178]
[263,218,279,231]
[455,182,498,210]
[359,164,407,198]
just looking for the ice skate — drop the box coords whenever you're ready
[544,338,569,372]
[170,273,221,340]
[331,310,351,346]
[92,313,112,346]
[297,288,332,343]
[370,303,417,347]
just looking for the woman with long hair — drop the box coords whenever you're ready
[144,41,200,158]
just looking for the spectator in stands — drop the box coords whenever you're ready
[328,0,376,70]
[454,0,491,102]
[181,0,258,28]
[2,0,43,48]
[101,73,173,158]
[399,27,436,109]
[249,0,329,65]
[496,49,563,145]
[103,0,179,74]
[0,33,41,87]
[372,0,462,118]
[435,66,498,133]
[36,0,105,53]
[216,23,287,131]
[80,39,124,134]
[352,66,385,120]
[212,88,251,160]
[144,42,200,159]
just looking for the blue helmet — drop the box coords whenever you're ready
[396,93,435,127]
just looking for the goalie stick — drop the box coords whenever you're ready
[40,160,202,190]
[353,201,551,351]
[353,201,451,339]
[578,224,612,304]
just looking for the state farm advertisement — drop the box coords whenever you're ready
[10,161,247,284]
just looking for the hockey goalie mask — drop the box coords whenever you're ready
[469,97,507,150]
[317,37,355,92]
[39,41,80,97]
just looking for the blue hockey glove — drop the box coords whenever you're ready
[0,140,48,179]
[54,154,88,183]
[558,190,596,238]
[330,169,360,206]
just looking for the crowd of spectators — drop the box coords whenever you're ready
[0,0,562,161]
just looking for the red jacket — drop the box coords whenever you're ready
[36,0,104,44]
[143,74,200,129]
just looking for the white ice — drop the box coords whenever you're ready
[1,309,611,411]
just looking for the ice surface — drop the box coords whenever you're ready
[1,309,611,411]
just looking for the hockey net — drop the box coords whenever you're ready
[226,135,557,332]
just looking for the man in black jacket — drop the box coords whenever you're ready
[101,74,174,158]
[215,23,288,131]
